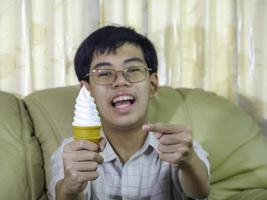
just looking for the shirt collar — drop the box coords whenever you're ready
[100,140,117,162]
[143,131,160,153]
[99,130,117,162]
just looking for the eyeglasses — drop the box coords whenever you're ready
[83,66,152,85]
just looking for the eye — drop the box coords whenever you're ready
[95,69,113,77]
[126,66,142,73]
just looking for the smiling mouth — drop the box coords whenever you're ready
[111,95,136,108]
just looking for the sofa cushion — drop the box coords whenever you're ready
[24,85,80,192]
[148,87,267,200]
[0,91,46,200]
[225,189,267,200]
[24,85,267,200]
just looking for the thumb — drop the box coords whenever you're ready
[98,137,107,152]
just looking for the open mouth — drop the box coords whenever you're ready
[111,95,136,109]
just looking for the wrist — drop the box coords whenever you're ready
[56,179,82,200]
[176,150,198,172]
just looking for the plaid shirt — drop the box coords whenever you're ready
[48,132,209,200]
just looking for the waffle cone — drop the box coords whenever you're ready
[73,125,101,144]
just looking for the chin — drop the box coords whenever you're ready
[113,119,142,128]
[104,115,147,130]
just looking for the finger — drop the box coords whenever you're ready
[64,151,104,164]
[158,143,182,153]
[64,140,99,152]
[158,142,192,154]
[143,123,191,134]
[159,132,192,145]
[78,171,99,182]
[66,161,99,172]
[159,152,183,164]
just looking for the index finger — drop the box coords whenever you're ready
[143,123,191,134]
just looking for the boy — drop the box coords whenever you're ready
[49,25,210,200]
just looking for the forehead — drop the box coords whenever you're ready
[91,43,145,65]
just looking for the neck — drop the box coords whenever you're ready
[103,125,147,163]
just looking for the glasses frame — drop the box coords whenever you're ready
[83,66,152,85]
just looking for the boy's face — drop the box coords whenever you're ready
[84,43,158,130]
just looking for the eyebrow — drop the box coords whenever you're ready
[93,62,112,69]
[92,57,146,69]
[123,57,146,64]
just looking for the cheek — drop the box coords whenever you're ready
[90,88,107,109]
[138,84,150,106]
[95,95,106,107]
[94,97,108,118]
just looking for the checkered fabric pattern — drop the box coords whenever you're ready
[48,132,209,200]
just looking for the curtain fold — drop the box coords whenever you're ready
[0,0,266,133]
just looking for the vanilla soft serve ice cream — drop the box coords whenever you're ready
[72,86,101,143]
[72,86,101,126]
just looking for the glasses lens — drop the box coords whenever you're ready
[125,66,147,83]
[91,66,149,85]
[92,69,115,85]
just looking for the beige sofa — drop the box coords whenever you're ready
[1,85,267,200]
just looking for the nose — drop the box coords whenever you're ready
[112,71,131,88]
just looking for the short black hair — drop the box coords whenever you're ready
[74,25,158,81]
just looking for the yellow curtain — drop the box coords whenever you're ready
[0,0,99,95]
[0,0,266,133]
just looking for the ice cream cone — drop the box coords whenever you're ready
[73,125,101,144]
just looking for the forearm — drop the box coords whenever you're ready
[178,151,209,198]
[56,179,85,200]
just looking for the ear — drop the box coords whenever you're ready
[80,80,90,90]
[149,73,159,96]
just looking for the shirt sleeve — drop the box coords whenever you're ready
[47,137,73,200]
[171,140,210,200]
[193,140,210,177]
[47,137,92,200]
[190,141,210,200]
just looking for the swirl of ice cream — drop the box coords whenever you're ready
[72,86,101,127]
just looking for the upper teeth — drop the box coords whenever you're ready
[113,95,134,104]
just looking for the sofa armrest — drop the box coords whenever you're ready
[0,91,46,200]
